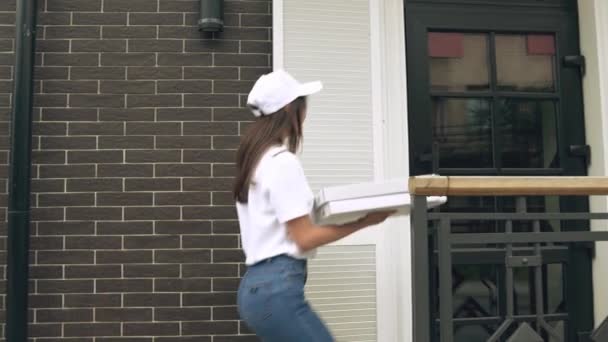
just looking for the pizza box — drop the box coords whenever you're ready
[313,178,447,225]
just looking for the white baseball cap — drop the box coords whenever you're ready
[247,70,323,117]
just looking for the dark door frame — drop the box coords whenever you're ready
[405,1,593,340]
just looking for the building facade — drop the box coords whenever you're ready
[1,0,608,341]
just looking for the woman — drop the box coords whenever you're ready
[234,70,392,342]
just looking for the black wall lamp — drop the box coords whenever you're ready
[198,0,224,32]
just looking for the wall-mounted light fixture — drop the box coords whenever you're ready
[198,0,224,32]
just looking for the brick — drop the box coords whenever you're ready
[96,279,153,293]
[125,150,181,163]
[155,136,211,149]
[31,235,64,249]
[37,39,70,52]
[154,278,211,292]
[104,0,158,12]
[34,94,68,107]
[38,193,95,207]
[183,206,237,220]
[130,13,183,26]
[0,66,12,79]
[213,249,244,263]
[126,122,180,135]
[124,206,181,220]
[155,307,211,321]
[28,324,62,338]
[0,13,16,25]
[29,294,63,309]
[32,150,66,164]
[0,26,15,39]
[130,40,183,52]
[67,150,123,164]
[213,136,240,150]
[159,26,206,39]
[154,220,211,235]
[214,80,255,94]
[102,26,157,39]
[96,251,152,264]
[97,339,153,342]
[37,251,94,265]
[182,264,238,278]
[212,191,234,205]
[124,264,180,278]
[212,306,239,320]
[46,26,101,39]
[124,235,180,249]
[101,53,156,66]
[68,122,124,136]
[64,323,121,337]
[71,67,126,79]
[66,265,122,279]
[241,40,272,53]
[219,27,269,41]
[41,108,98,121]
[182,122,238,135]
[154,249,211,263]
[34,66,68,79]
[97,221,154,235]
[156,108,212,121]
[183,150,234,163]
[71,40,126,53]
[37,309,93,323]
[128,94,182,108]
[124,294,180,307]
[240,67,271,80]
[65,236,123,250]
[182,235,238,249]
[184,94,238,107]
[184,40,239,53]
[158,53,212,66]
[159,0,197,12]
[212,164,236,177]
[157,337,211,342]
[225,0,269,14]
[125,323,179,336]
[0,39,13,52]
[70,94,125,108]
[183,177,233,191]
[38,221,95,236]
[213,278,240,292]
[65,294,121,308]
[127,67,181,80]
[99,136,155,149]
[100,108,155,121]
[66,178,123,192]
[182,321,238,336]
[38,280,94,294]
[158,80,212,93]
[95,308,152,322]
[97,164,153,178]
[66,207,122,221]
[47,0,102,11]
[44,54,99,67]
[213,108,248,121]
[183,292,236,307]
[214,53,269,67]
[183,67,238,81]
[32,179,65,193]
[30,265,64,279]
[33,122,68,136]
[241,14,272,27]
[100,81,155,94]
[73,13,128,25]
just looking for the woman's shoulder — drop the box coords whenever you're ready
[258,146,302,174]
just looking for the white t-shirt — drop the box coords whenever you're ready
[236,145,316,265]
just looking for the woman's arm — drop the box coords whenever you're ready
[286,212,392,252]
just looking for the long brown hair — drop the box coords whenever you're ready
[233,97,307,203]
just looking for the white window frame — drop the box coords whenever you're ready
[273,0,412,340]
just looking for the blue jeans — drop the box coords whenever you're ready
[237,255,334,342]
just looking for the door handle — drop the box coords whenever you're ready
[569,144,591,167]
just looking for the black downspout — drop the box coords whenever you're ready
[7,0,38,341]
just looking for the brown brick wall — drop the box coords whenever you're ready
[0,0,270,340]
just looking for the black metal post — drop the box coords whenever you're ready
[411,195,431,342]
[7,0,38,341]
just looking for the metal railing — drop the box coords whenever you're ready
[409,176,608,342]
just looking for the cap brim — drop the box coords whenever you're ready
[297,81,323,97]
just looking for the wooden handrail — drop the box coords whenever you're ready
[408,175,608,196]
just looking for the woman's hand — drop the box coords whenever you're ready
[352,211,395,229]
